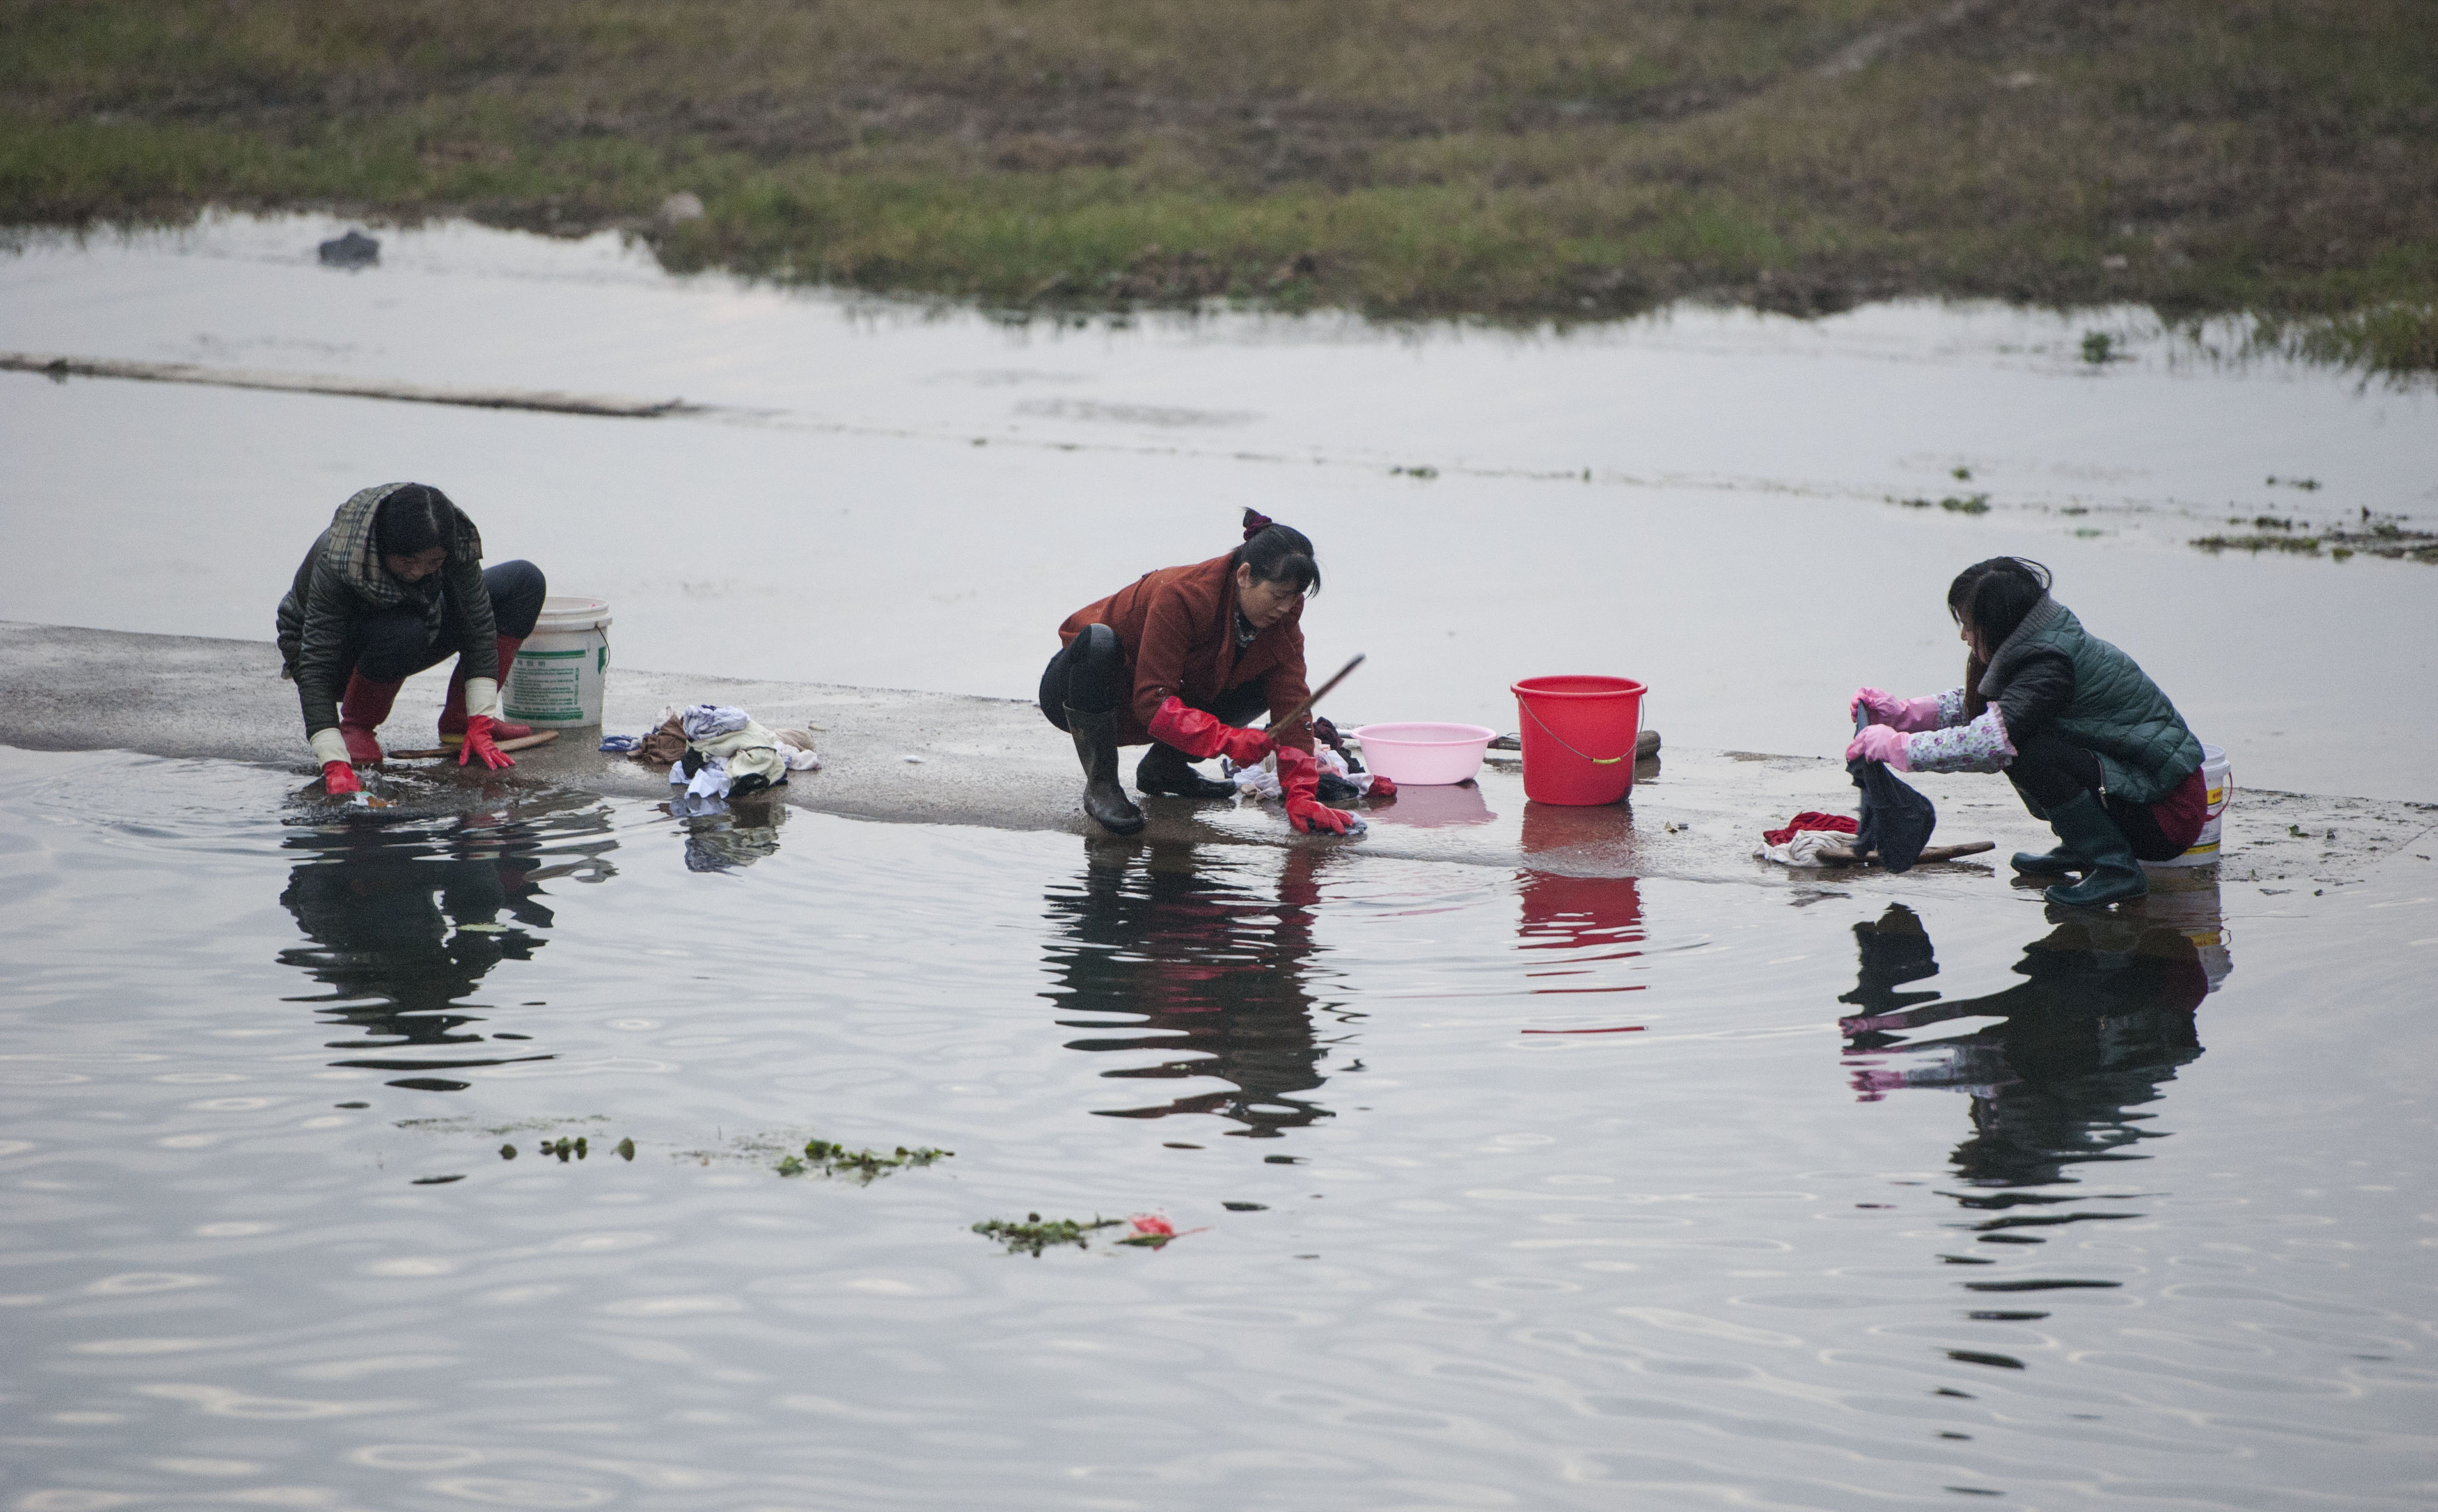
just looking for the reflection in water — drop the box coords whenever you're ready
[1041,844,1348,1137]
[277,797,618,1090]
[1838,900,2220,1249]
[1516,872,1645,1007]
[668,792,788,872]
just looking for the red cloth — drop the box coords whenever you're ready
[2147,765,2209,853]
[1059,553,1315,754]
[1763,811,1859,848]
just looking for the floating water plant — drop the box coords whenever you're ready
[2192,533,2322,555]
[1940,494,1992,514]
[972,1213,1122,1255]
[774,1138,952,1184]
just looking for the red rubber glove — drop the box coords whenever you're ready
[457,714,516,770]
[1845,724,1912,771]
[1277,745,1363,836]
[1146,695,1272,766]
[321,759,363,797]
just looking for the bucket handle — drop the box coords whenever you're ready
[1520,696,1635,766]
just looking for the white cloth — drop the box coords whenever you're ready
[1220,745,1375,800]
[308,727,351,766]
[461,676,502,720]
[1753,830,1857,868]
[672,755,733,801]
[682,704,750,741]
[776,728,821,772]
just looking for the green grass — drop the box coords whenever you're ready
[5,0,2436,360]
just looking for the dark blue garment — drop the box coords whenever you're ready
[1849,754,1938,872]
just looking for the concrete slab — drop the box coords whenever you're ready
[5,620,2428,896]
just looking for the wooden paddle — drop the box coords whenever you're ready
[1810,840,1995,865]
[385,730,561,761]
[1265,653,1365,735]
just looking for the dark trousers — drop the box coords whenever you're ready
[1037,629,1267,739]
[355,561,545,683]
[2007,728,2181,862]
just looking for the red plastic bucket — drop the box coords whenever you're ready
[1511,676,1646,805]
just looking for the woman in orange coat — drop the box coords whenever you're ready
[1041,511,1362,837]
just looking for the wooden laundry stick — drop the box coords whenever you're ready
[1811,840,1994,865]
[1265,653,1365,735]
[385,731,561,761]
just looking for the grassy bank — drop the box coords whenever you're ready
[5,0,2436,367]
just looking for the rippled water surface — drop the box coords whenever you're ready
[4,747,2434,1509]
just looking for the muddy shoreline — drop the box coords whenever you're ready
[9,620,2427,893]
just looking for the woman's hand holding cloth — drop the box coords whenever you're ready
[1850,687,1945,731]
[1277,745,1363,835]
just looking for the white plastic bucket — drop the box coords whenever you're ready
[505,596,612,728]
[2151,743,2231,868]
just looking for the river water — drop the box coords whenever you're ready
[4,216,2436,1509]
[4,745,2433,1509]
[2,213,2435,800]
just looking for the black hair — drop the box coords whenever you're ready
[1232,508,1321,596]
[1946,557,2051,651]
[374,483,457,560]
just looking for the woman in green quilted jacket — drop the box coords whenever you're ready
[1846,557,2208,907]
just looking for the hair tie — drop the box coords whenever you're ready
[1241,508,1275,542]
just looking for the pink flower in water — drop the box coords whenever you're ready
[1128,1214,1175,1238]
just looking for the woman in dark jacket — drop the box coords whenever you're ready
[1041,510,1363,838]
[1847,557,2207,906]
[276,483,545,794]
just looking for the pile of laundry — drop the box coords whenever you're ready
[603,704,819,805]
[1753,811,1861,868]
[1219,743,1384,804]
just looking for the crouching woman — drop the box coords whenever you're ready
[1040,510,1361,838]
[1847,557,2207,905]
[276,482,545,794]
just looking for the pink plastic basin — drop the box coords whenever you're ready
[1351,723,1497,785]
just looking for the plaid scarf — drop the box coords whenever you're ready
[324,482,483,608]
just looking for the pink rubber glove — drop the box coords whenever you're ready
[1146,695,1272,766]
[1851,687,1945,732]
[457,714,516,770]
[1278,745,1362,835]
[1846,724,1912,771]
[321,759,363,797]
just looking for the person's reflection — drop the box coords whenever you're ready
[1837,903,2212,1202]
[1041,843,1343,1137]
[278,800,616,1086]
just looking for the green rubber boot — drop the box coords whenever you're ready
[2039,792,2148,908]
[2009,843,2086,876]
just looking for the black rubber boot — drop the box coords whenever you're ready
[1136,741,1237,800]
[2039,792,2148,907]
[2010,843,2086,876]
[1068,707,1146,835]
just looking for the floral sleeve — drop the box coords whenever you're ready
[1906,706,2014,774]
[1935,687,1968,728]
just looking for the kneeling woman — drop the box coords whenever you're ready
[1848,557,2207,905]
[1042,511,1361,837]
[277,482,545,794]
